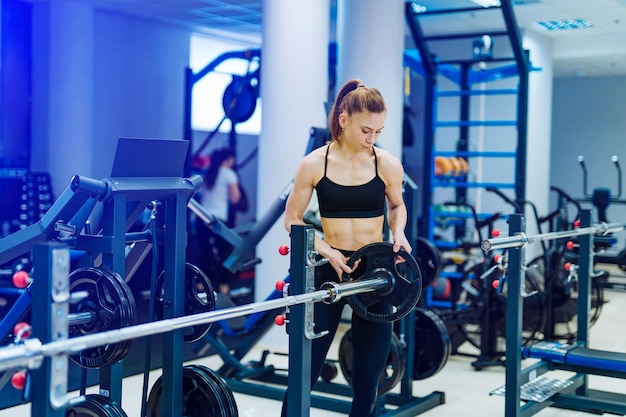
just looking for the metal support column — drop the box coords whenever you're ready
[287,224,314,417]
[160,192,189,416]
[30,243,69,417]
[504,213,524,417]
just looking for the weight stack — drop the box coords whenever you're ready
[17,172,53,230]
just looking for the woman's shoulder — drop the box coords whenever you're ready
[219,166,239,181]
[374,147,404,182]
[301,143,329,166]
[375,147,402,169]
[294,144,328,183]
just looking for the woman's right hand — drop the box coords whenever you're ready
[326,249,355,280]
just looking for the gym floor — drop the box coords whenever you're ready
[3,266,626,417]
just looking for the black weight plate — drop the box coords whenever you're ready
[146,366,227,417]
[223,76,257,124]
[68,267,135,369]
[189,364,239,417]
[80,268,135,367]
[100,268,137,365]
[338,328,405,395]
[413,308,450,380]
[65,394,128,417]
[343,242,422,323]
[185,365,229,414]
[320,361,338,383]
[154,263,216,343]
[415,237,442,288]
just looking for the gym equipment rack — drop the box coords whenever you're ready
[483,209,626,416]
[0,224,444,416]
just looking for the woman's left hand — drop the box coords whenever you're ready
[392,233,412,255]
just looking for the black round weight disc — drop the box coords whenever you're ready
[223,75,257,124]
[412,307,451,380]
[415,237,443,288]
[320,361,338,383]
[68,267,136,369]
[338,328,405,395]
[146,366,229,417]
[154,263,216,343]
[343,242,422,323]
[188,364,239,417]
[65,394,128,417]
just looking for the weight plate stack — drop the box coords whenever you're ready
[412,307,451,380]
[146,365,235,417]
[154,263,216,343]
[65,394,128,417]
[338,328,405,395]
[68,267,137,369]
[188,364,238,417]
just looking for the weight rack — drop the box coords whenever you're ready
[482,209,626,416]
[0,171,201,415]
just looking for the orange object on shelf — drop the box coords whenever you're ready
[449,157,462,176]
[434,156,452,176]
[457,157,469,175]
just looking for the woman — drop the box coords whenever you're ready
[201,147,241,226]
[197,147,241,294]
[282,79,411,416]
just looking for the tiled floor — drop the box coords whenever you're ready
[2,267,626,417]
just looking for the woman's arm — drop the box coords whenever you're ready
[228,181,241,204]
[381,153,412,254]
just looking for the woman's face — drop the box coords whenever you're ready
[341,111,386,151]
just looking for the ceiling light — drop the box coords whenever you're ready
[471,0,501,7]
[535,18,592,31]
[409,3,427,13]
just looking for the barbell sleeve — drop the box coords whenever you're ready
[482,222,626,251]
[0,276,388,373]
[67,312,96,327]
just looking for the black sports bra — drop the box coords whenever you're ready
[316,144,385,218]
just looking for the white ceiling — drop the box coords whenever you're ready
[58,0,626,78]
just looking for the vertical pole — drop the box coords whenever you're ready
[183,67,194,178]
[576,209,592,396]
[287,225,313,417]
[576,209,592,344]
[30,243,68,417]
[456,62,470,241]
[98,194,126,402]
[504,213,524,417]
[160,193,188,416]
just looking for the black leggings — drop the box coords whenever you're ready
[281,251,392,417]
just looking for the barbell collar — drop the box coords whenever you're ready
[482,222,626,251]
[0,275,391,372]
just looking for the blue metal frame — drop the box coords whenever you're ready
[404,0,531,259]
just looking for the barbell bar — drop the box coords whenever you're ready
[481,222,626,252]
[0,276,389,373]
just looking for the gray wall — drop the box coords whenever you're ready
[29,2,190,196]
[550,76,626,249]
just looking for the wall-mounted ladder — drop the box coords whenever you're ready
[404,0,532,246]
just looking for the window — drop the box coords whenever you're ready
[189,33,261,135]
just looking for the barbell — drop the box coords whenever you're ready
[481,221,625,251]
[0,243,423,373]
